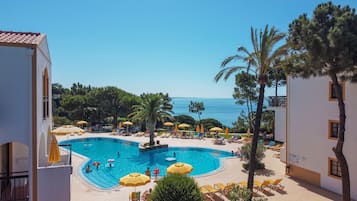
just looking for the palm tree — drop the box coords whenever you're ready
[215,25,287,196]
[129,93,173,146]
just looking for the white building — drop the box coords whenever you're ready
[285,76,357,200]
[267,96,286,143]
[0,31,71,201]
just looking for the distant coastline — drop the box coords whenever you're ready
[171,97,247,127]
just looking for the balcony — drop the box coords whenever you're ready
[0,171,29,201]
[37,144,72,201]
[267,96,286,107]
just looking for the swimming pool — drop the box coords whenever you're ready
[60,137,231,189]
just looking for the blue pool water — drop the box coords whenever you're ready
[60,137,231,189]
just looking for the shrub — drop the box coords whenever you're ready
[229,186,268,201]
[240,142,266,170]
[150,174,203,201]
[174,115,196,126]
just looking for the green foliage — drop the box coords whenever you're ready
[241,142,266,170]
[232,113,248,133]
[61,95,89,121]
[188,101,205,121]
[261,110,274,133]
[287,2,357,81]
[229,186,267,201]
[150,174,203,201]
[129,93,173,145]
[52,83,140,127]
[233,72,257,130]
[53,116,72,127]
[70,82,93,96]
[199,118,223,129]
[174,115,195,126]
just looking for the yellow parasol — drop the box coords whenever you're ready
[119,173,150,192]
[247,128,251,137]
[209,127,223,132]
[174,124,178,133]
[163,122,174,127]
[167,162,193,175]
[51,125,85,135]
[225,127,229,137]
[122,121,133,126]
[118,122,123,129]
[48,134,61,163]
[178,123,191,129]
[76,120,88,125]
[122,121,133,134]
[196,125,200,132]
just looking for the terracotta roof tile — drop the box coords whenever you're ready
[0,30,43,45]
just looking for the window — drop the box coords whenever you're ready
[329,81,345,101]
[328,158,342,178]
[328,120,339,139]
[42,68,49,119]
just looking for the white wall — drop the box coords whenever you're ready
[36,38,52,167]
[0,46,33,145]
[273,107,286,143]
[287,76,357,200]
[38,165,72,201]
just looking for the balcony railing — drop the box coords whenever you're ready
[0,171,29,201]
[267,96,286,107]
[59,144,72,166]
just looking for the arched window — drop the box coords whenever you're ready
[42,68,49,119]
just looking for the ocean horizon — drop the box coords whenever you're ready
[171,97,247,127]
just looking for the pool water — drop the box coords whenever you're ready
[60,137,231,189]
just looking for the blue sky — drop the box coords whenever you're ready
[1,0,356,98]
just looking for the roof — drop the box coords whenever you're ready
[0,30,44,46]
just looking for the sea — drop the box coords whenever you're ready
[171,97,247,127]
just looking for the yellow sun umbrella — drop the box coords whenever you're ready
[76,120,88,125]
[209,127,223,132]
[225,127,229,137]
[119,173,150,192]
[122,121,133,126]
[174,124,178,133]
[48,135,61,163]
[196,125,200,132]
[247,128,251,137]
[178,123,191,129]
[167,162,193,175]
[163,122,174,127]
[118,122,123,129]
[51,125,85,135]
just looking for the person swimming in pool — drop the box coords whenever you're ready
[85,165,92,173]
[145,167,151,178]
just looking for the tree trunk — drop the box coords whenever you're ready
[275,79,278,106]
[113,114,118,129]
[246,98,251,130]
[247,81,266,199]
[330,73,350,201]
[149,121,156,146]
[248,98,254,131]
